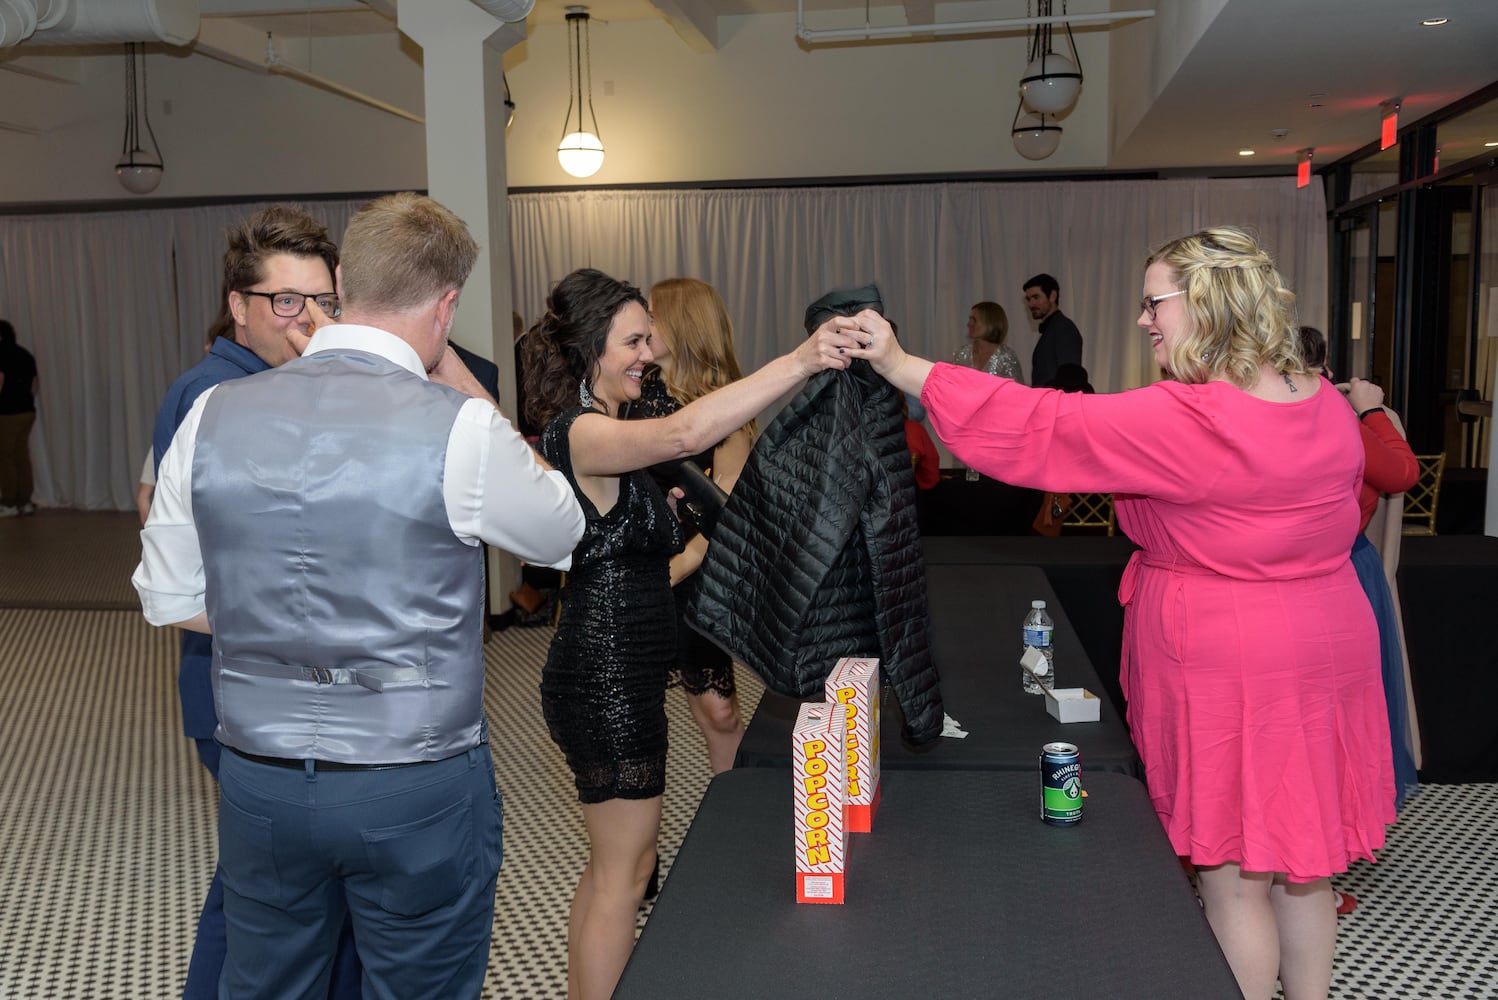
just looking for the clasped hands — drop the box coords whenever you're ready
[796,310,908,380]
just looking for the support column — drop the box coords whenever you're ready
[398,0,528,620]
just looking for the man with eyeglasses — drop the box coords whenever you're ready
[1023,271,1084,391]
[146,203,363,1000]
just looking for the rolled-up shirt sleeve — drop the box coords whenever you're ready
[445,398,584,569]
[132,389,213,626]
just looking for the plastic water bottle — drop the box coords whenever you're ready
[1021,600,1054,695]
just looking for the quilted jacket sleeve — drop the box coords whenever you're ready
[855,366,944,744]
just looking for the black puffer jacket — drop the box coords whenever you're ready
[686,360,944,744]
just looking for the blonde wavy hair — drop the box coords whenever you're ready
[1145,226,1307,388]
[648,277,756,435]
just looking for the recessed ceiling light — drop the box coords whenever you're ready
[1238,149,1255,156]
[1307,93,1326,108]
[1421,17,1448,26]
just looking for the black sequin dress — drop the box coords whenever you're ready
[538,407,684,803]
[627,370,738,699]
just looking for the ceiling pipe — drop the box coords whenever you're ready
[469,0,537,23]
[794,4,1154,44]
[264,32,424,125]
[3,0,198,48]
[0,0,38,47]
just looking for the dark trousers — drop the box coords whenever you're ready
[183,739,362,1000]
[217,746,503,1000]
[0,410,34,507]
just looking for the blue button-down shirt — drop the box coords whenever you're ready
[153,337,269,473]
[151,336,269,739]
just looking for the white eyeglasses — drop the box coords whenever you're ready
[1140,290,1186,319]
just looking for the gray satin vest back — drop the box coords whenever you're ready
[193,347,484,763]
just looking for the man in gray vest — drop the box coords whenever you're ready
[134,193,586,998]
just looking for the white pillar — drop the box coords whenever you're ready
[398,0,529,616]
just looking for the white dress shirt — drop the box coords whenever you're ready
[133,323,583,627]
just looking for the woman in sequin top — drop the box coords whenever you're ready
[952,300,1025,383]
[521,268,858,1000]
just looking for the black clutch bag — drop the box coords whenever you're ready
[674,460,729,540]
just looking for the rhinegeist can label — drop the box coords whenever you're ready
[1040,742,1082,825]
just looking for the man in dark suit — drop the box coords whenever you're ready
[1023,272,1083,390]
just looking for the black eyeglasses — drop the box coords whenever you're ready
[239,290,341,319]
[1139,289,1186,320]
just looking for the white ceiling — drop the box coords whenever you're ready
[176,0,1498,173]
[1110,0,1498,172]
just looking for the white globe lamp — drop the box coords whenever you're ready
[557,131,605,178]
[1020,51,1082,115]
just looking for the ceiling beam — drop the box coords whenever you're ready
[650,0,718,53]
[194,15,277,73]
[0,54,82,84]
[902,0,935,38]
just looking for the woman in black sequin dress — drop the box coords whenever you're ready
[637,278,755,774]
[522,268,858,1000]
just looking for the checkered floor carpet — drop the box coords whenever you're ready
[1,511,1495,998]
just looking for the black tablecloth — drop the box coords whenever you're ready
[615,769,1240,1000]
[1397,534,1498,782]
[923,536,1138,718]
[917,471,1046,536]
[736,564,1140,774]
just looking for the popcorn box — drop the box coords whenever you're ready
[825,656,882,832]
[793,701,847,904]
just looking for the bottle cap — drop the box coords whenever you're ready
[1031,600,1046,609]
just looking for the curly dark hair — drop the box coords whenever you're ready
[1297,325,1327,371]
[522,268,646,430]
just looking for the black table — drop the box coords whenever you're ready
[1397,534,1498,782]
[615,769,1240,1000]
[917,471,1045,536]
[922,536,1138,719]
[736,565,1141,775]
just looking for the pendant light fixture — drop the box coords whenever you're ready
[1011,102,1062,161]
[116,43,165,195]
[557,6,604,178]
[1018,0,1083,116]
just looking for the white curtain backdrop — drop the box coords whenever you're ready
[510,178,1328,396]
[0,177,1325,510]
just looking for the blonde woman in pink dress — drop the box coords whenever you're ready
[848,227,1393,1000]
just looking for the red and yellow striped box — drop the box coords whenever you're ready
[793,701,847,904]
[826,656,881,832]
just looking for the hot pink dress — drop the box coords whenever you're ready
[923,363,1394,881]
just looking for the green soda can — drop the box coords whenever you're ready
[1040,742,1083,825]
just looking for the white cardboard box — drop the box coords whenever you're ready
[793,701,847,904]
[825,656,881,832]
[1044,687,1101,724]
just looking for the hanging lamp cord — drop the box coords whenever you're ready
[560,16,579,141]
[120,44,137,162]
[583,14,600,140]
[140,46,162,166]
